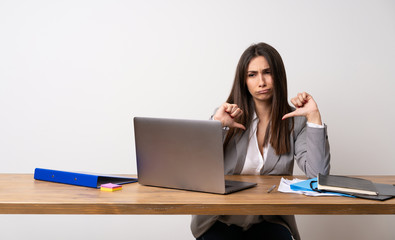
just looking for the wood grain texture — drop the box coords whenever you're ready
[1,174,394,214]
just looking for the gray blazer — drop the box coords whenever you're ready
[191,116,331,239]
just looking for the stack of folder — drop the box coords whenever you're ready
[316,174,395,200]
[290,174,395,201]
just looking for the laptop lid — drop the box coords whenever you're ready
[133,117,256,194]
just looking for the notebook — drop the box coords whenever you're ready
[317,174,395,200]
[317,174,378,196]
[133,117,257,194]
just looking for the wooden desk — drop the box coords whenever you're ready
[1,174,394,215]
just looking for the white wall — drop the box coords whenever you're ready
[1,0,394,239]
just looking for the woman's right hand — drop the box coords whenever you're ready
[213,103,246,130]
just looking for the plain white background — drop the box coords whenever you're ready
[1,0,394,239]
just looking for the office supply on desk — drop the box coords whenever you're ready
[375,183,395,196]
[267,184,276,193]
[101,183,122,192]
[34,168,137,188]
[278,178,348,197]
[317,174,395,201]
[317,174,378,195]
[133,117,257,194]
[291,178,353,197]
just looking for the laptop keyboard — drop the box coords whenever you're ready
[225,180,241,188]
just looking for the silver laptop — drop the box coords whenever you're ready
[133,117,257,194]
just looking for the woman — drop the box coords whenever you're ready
[191,42,330,240]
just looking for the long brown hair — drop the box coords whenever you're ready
[224,42,293,155]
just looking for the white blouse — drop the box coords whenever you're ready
[241,113,324,175]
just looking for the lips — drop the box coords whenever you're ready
[257,89,271,94]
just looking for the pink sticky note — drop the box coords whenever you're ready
[101,183,122,188]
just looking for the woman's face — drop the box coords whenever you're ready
[246,56,274,104]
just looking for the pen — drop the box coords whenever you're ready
[267,184,276,193]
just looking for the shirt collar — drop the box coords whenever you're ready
[252,112,259,122]
[249,112,259,138]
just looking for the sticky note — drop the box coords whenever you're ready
[100,183,122,191]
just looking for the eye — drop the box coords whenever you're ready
[248,73,256,77]
[263,69,271,74]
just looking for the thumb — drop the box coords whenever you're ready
[282,111,297,120]
[230,122,246,130]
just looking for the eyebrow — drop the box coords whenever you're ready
[247,67,271,72]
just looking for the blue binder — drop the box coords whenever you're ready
[290,178,353,197]
[34,168,138,188]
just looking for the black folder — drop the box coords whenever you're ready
[317,174,395,201]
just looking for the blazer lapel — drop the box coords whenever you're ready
[261,146,280,174]
[233,131,249,174]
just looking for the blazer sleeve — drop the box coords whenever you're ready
[293,117,331,179]
[210,108,229,143]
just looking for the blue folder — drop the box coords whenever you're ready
[34,168,138,188]
[290,178,353,197]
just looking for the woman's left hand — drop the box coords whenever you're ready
[282,92,322,125]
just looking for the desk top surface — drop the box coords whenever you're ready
[1,174,394,215]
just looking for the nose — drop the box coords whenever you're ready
[258,73,266,87]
